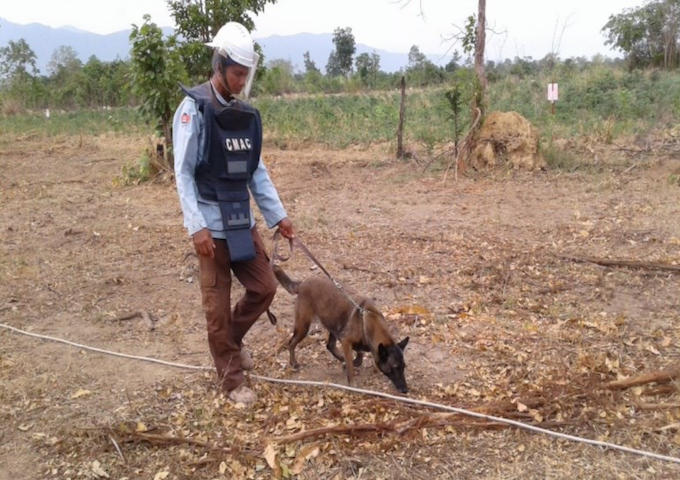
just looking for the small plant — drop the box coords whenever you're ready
[116,152,152,186]
[445,85,464,157]
[591,116,616,144]
[670,173,680,186]
[542,141,580,171]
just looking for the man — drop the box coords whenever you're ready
[173,22,294,405]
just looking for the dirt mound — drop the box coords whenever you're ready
[471,111,546,170]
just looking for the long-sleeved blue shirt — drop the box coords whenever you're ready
[173,86,287,239]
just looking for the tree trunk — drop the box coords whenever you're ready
[396,76,406,159]
[162,111,174,171]
[473,0,487,118]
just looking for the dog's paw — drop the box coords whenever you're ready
[353,357,363,367]
[290,362,301,371]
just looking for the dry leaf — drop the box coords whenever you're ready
[516,402,528,413]
[17,424,33,432]
[153,471,169,480]
[92,461,110,479]
[70,389,93,399]
[291,444,320,475]
[646,345,661,355]
[219,461,227,474]
[264,443,279,470]
[136,422,148,432]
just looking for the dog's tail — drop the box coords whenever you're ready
[273,265,300,295]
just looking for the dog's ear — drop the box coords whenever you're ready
[378,343,388,361]
[398,337,409,350]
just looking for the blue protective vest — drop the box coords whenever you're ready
[180,81,263,261]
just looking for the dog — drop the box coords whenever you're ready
[273,265,409,393]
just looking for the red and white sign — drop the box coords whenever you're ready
[181,113,191,124]
[547,83,559,102]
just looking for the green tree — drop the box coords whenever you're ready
[80,56,130,107]
[326,50,342,77]
[406,45,443,87]
[260,58,295,94]
[129,14,188,169]
[445,50,462,72]
[603,0,680,69]
[46,46,85,108]
[167,0,277,81]
[326,27,355,77]
[0,38,38,80]
[355,51,380,86]
[408,45,427,70]
[47,46,82,76]
[0,39,40,108]
[303,51,320,74]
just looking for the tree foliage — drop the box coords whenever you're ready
[0,39,40,108]
[355,52,380,86]
[603,0,680,69]
[0,39,39,80]
[47,46,82,77]
[326,27,355,77]
[129,14,187,168]
[303,51,320,74]
[408,45,428,69]
[167,0,277,81]
[406,45,444,87]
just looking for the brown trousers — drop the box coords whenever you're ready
[198,228,277,392]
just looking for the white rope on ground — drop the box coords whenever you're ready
[0,323,212,371]
[2,322,680,465]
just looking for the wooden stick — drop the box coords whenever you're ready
[606,365,680,390]
[129,432,232,453]
[643,385,676,396]
[108,311,143,322]
[560,255,680,273]
[635,402,680,410]
[396,76,406,159]
[272,423,386,443]
[271,411,532,444]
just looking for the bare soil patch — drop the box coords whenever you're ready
[2,133,680,479]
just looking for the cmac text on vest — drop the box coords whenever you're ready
[225,138,252,152]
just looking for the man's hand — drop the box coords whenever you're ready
[277,217,295,239]
[193,228,215,258]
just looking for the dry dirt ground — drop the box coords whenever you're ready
[1,133,680,479]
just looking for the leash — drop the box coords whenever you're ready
[271,230,369,320]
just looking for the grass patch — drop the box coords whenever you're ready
[0,108,146,137]
[2,68,679,154]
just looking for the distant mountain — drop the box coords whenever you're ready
[0,18,443,74]
[0,17,172,74]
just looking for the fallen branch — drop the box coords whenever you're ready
[342,264,387,275]
[108,310,155,330]
[560,255,680,273]
[606,365,680,390]
[272,422,388,443]
[108,311,145,322]
[270,410,548,444]
[128,431,234,453]
[643,385,676,396]
[186,456,221,467]
[634,402,680,411]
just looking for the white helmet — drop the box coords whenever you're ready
[206,22,260,97]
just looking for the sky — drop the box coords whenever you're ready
[2,0,644,61]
